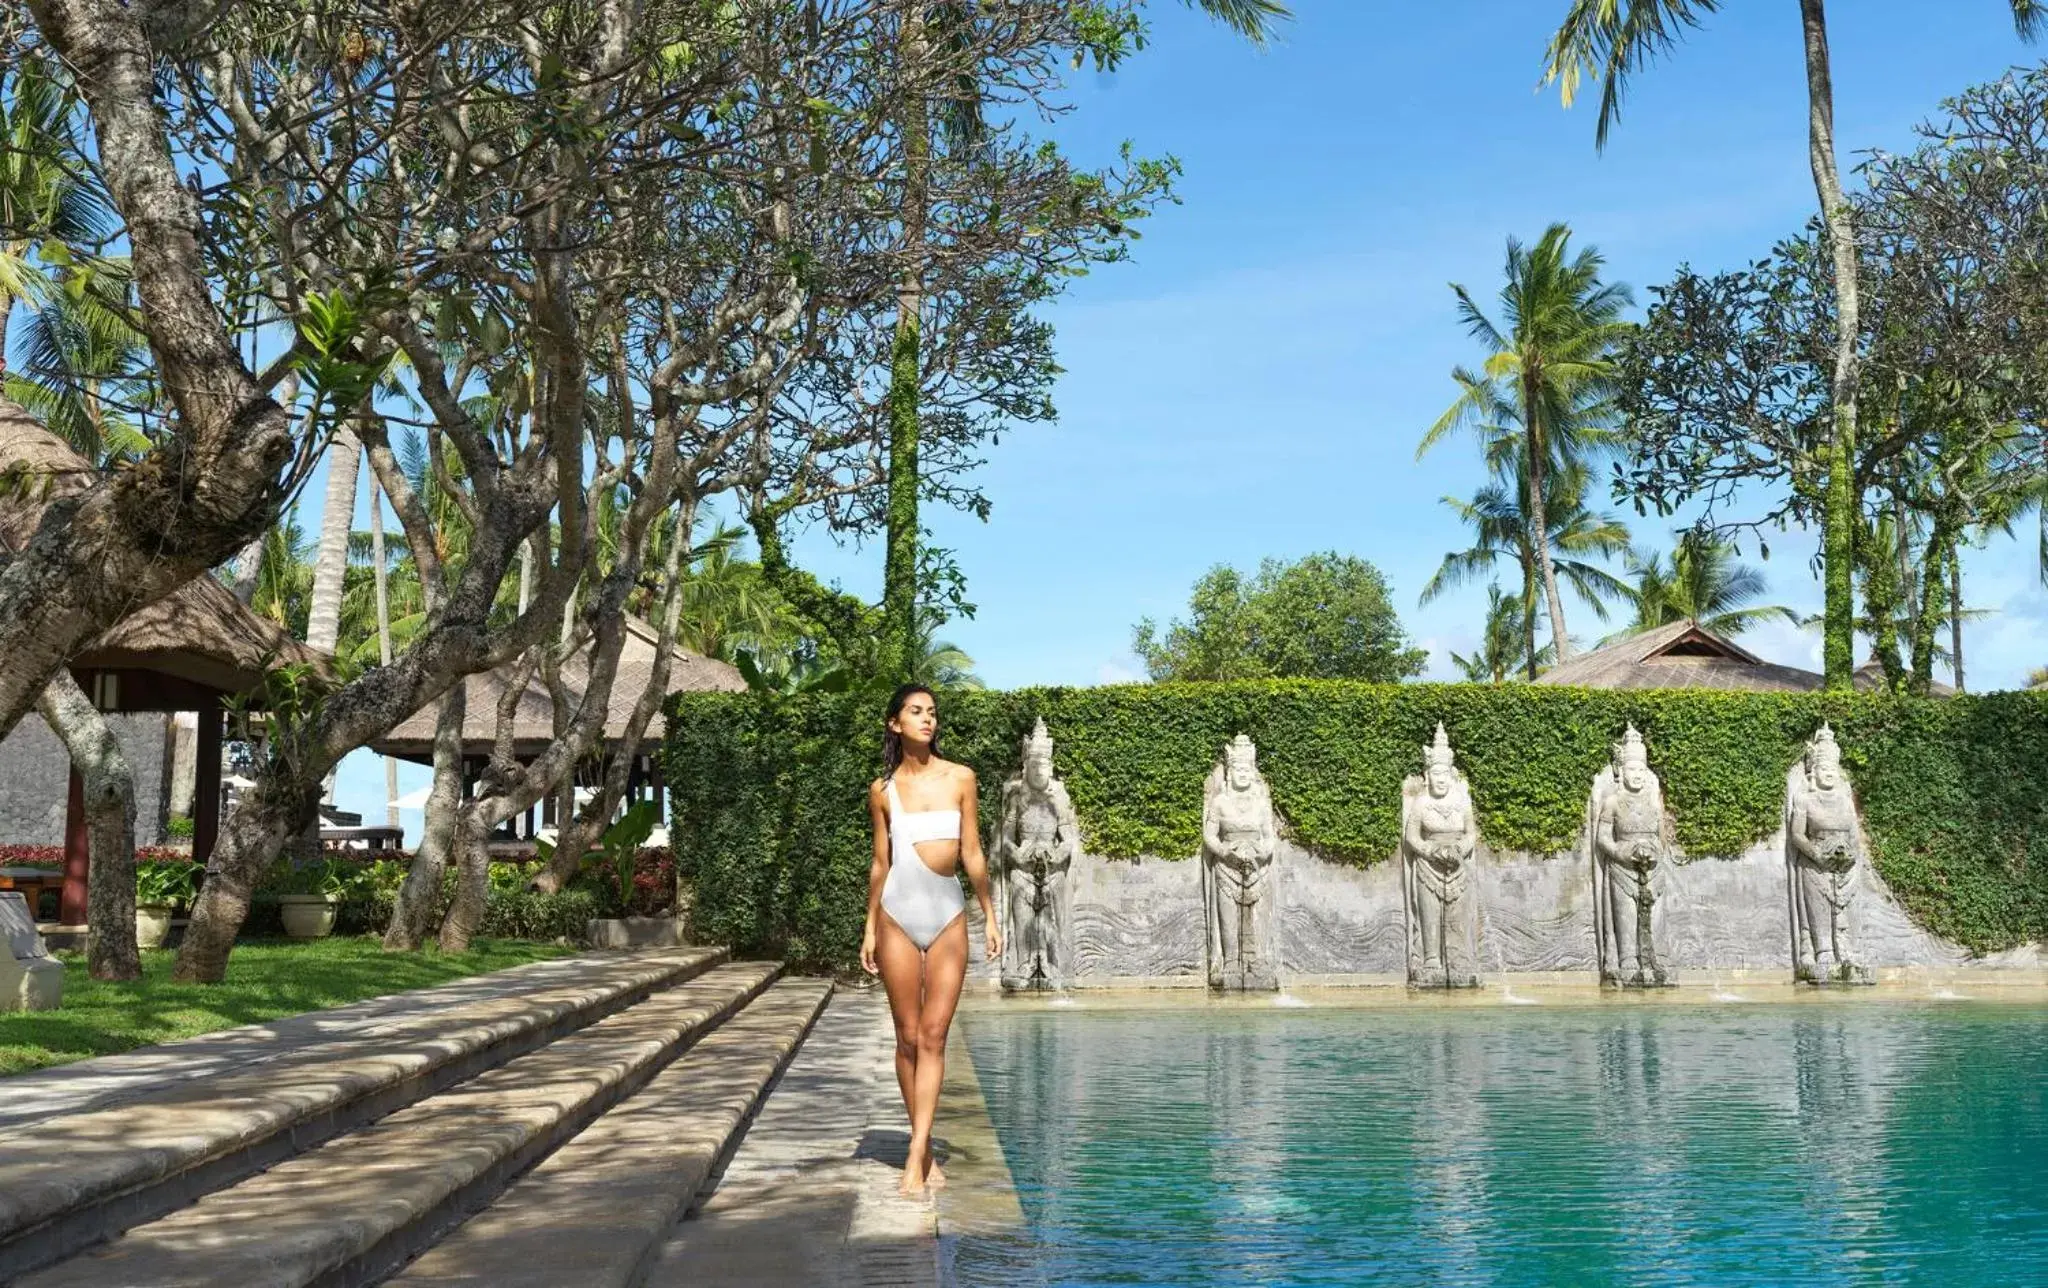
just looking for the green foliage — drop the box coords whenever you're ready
[1133,553,1426,683]
[134,858,199,907]
[668,683,2048,970]
[164,815,196,840]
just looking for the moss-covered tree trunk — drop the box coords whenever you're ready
[1801,0,1864,690]
[880,5,931,681]
[1909,527,1952,694]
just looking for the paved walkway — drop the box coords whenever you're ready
[0,953,695,1129]
[654,988,941,1286]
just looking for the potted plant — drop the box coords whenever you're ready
[273,858,346,939]
[134,859,198,948]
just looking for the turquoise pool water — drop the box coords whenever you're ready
[955,1001,2048,1287]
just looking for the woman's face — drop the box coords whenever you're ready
[892,692,938,748]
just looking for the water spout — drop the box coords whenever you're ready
[1273,993,1312,1008]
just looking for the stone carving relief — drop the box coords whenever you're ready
[994,719,1079,991]
[1587,724,1671,988]
[1786,724,1874,985]
[1201,734,1279,991]
[1401,723,1480,988]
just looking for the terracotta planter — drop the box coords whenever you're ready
[278,894,339,939]
[135,903,175,949]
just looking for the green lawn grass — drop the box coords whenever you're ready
[0,936,575,1077]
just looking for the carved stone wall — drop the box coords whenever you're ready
[968,833,2009,986]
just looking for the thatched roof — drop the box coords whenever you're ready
[1534,620,1954,694]
[369,616,745,760]
[0,396,324,695]
[1535,621,1823,691]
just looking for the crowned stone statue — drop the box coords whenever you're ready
[995,718,1079,991]
[1201,734,1279,991]
[1588,724,1671,988]
[1402,723,1480,988]
[1786,724,1873,985]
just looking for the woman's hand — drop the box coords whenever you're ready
[860,924,879,975]
[984,919,1002,963]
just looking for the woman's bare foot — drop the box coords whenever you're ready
[924,1153,947,1189]
[899,1155,928,1196]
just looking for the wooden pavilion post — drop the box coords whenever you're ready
[59,768,89,925]
[193,703,223,865]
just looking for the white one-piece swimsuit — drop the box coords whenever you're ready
[881,778,965,949]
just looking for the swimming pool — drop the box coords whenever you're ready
[953,998,2048,1286]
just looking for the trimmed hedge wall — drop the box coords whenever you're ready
[666,683,2048,971]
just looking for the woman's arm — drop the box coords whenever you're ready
[957,768,1002,961]
[861,780,890,975]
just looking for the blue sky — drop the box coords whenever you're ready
[336,0,2048,833]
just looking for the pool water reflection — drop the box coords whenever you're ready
[953,1001,2048,1287]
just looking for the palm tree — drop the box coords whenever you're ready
[1421,224,1631,667]
[1543,0,2040,688]
[907,617,984,691]
[1421,460,1632,678]
[1617,531,1799,640]
[4,265,150,466]
[250,510,317,640]
[0,57,112,377]
[1451,585,1551,683]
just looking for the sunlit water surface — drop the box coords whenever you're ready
[952,1003,2048,1287]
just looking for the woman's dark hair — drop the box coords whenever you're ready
[881,683,940,779]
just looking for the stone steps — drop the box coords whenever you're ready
[384,977,833,1287]
[18,961,784,1288]
[0,946,725,1281]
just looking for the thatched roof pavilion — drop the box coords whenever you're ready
[368,617,744,847]
[1534,620,1953,694]
[0,397,327,921]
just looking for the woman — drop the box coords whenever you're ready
[862,683,1000,1195]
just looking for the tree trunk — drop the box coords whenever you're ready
[1801,0,1864,691]
[385,683,466,950]
[1522,392,1571,664]
[306,427,361,656]
[38,673,139,981]
[0,292,13,375]
[1909,529,1950,694]
[1520,561,1540,680]
[371,475,400,827]
[436,816,492,953]
[0,2,294,743]
[880,5,930,681]
[1950,552,1965,693]
[173,777,320,982]
[1862,515,1902,691]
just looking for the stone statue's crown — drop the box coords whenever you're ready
[1224,733,1257,769]
[1423,722,1456,771]
[1806,722,1842,772]
[1022,717,1053,762]
[1615,723,1649,770]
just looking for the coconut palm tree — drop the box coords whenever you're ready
[1421,224,1631,667]
[1543,0,2040,687]
[1616,531,1799,640]
[0,57,112,377]
[1421,460,1632,678]
[908,617,984,691]
[1451,585,1552,684]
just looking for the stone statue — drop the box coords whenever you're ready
[1785,724,1873,985]
[0,892,60,1012]
[1587,724,1671,988]
[1201,734,1279,991]
[1401,723,1480,988]
[994,718,1079,991]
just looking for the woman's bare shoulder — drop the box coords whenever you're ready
[867,778,888,804]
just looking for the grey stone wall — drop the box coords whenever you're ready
[969,823,2026,987]
[0,713,170,847]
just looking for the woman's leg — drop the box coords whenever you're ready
[874,914,927,1186]
[906,915,968,1193]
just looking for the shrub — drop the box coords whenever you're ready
[667,683,2048,970]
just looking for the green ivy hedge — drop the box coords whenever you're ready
[666,683,2048,970]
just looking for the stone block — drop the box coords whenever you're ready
[0,896,58,1011]
[586,917,684,950]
